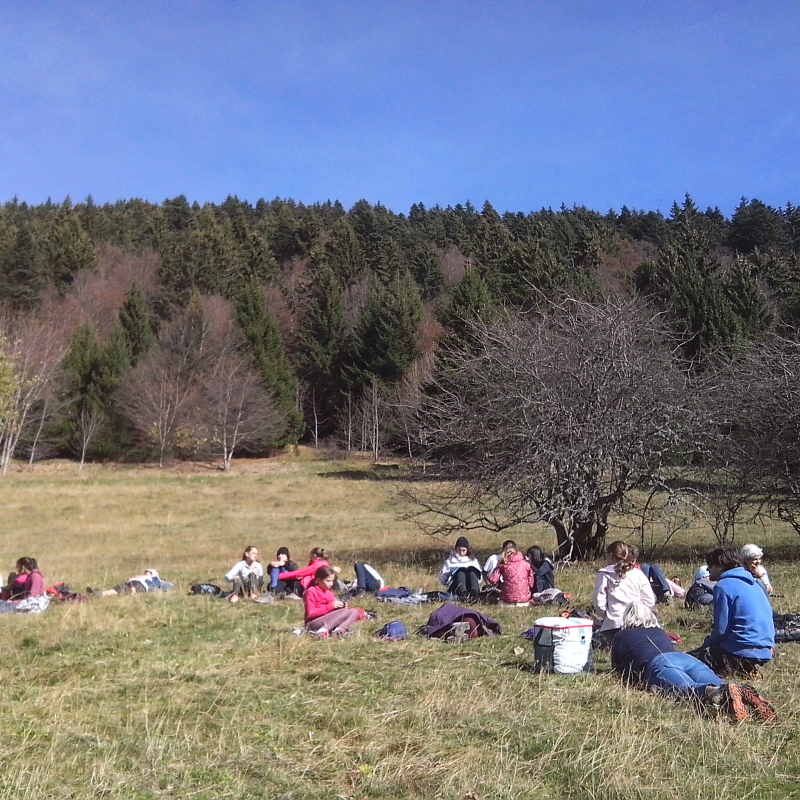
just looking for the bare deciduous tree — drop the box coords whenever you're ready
[0,309,68,474]
[403,298,703,560]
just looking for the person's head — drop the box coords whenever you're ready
[314,565,337,591]
[242,546,259,563]
[454,536,471,557]
[706,547,740,582]
[739,544,764,575]
[622,602,661,630]
[627,544,640,564]
[309,547,326,562]
[15,557,37,574]
[526,546,545,568]
[276,546,291,562]
[501,541,518,563]
[604,541,633,577]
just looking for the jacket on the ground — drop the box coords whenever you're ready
[488,551,533,603]
[592,565,655,632]
[703,567,775,659]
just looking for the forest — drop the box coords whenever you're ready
[1,192,799,555]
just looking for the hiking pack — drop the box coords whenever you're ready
[376,621,408,640]
[527,616,593,674]
[422,603,502,642]
[189,583,223,597]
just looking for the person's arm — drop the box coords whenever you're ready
[592,573,608,618]
[706,584,729,645]
[438,559,453,587]
[639,571,656,608]
[487,565,503,586]
[27,570,46,597]
[278,562,319,581]
[224,561,244,583]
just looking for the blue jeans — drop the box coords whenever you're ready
[644,651,724,700]
[640,564,670,602]
[354,563,381,593]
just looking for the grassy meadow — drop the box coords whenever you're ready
[2,452,800,800]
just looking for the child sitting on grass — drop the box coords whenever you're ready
[277,547,339,596]
[488,541,533,606]
[224,545,263,603]
[304,566,365,639]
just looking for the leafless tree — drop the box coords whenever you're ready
[74,406,104,473]
[0,309,68,474]
[402,298,705,560]
[195,348,283,471]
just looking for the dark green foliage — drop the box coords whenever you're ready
[235,282,304,445]
[322,217,366,284]
[118,284,155,367]
[295,264,349,435]
[0,219,44,308]
[41,199,95,290]
[347,270,422,395]
[409,244,445,301]
[729,198,786,254]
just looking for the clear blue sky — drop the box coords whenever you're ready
[1,1,798,216]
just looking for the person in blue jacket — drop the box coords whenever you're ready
[690,546,775,677]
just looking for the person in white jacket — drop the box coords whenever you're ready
[225,545,264,603]
[439,536,482,600]
[592,540,655,646]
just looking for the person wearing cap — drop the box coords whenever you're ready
[439,536,482,600]
[739,543,773,596]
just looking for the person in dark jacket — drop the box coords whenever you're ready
[611,603,776,723]
[689,546,775,677]
[526,546,555,593]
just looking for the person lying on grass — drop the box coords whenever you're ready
[611,602,776,723]
[89,569,173,596]
[225,545,263,603]
[688,546,775,677]
[304,566,366,639]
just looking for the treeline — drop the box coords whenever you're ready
[0,192,799,469]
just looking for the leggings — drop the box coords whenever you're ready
[306,608,359,635]
[448,568,481,598]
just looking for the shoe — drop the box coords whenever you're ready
[309,628,328,639]
[283,592,302,601]
[229,594,239,604]
[254,592,275,604]
[725,683,748,724]
[740,684,778,723]
[331,628,355,639]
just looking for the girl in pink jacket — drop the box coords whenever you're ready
[488,542,534,605]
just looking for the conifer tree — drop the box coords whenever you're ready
[42,199,95,290]
[235,281,304,445]
[118,283,155,367]
[323,217,366,284]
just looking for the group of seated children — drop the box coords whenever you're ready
[687,543,773,608]
[439,536,555,605]
[599,540,777,722]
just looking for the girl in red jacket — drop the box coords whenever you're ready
[488,542,534,606]
[304,566,365,638]
[277,547,338,594]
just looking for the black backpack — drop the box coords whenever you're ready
[189,583,222,597]
[773,613,800,643]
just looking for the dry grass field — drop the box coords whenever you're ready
[2,451,800,800]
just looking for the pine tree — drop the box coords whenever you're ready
[323,217,366,284]
[236,281,304,445]
[409,243,445,301]
[118,283,155,367]
[0,220,44,308]
[42,199,95,290]
[347,270,422,394]
[295,264,348,435]
[437,268,498,353]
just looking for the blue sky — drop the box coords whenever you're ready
[1,1,798,216]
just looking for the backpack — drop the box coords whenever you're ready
[376,621,408,641]
[45,582,88,604]
[189,583,223,597]
[773,613,800,643]
[529,616,593,674]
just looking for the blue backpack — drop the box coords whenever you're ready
[376,621,408,641]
